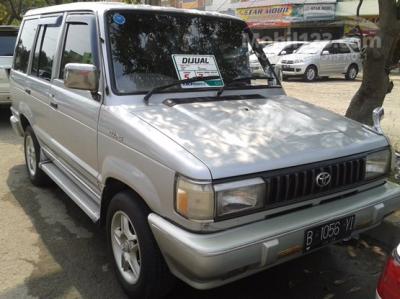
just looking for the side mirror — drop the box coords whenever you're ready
[64,63,99,92]
[280,50,287,56]
[321,50,330,55]
[372,107,385,134]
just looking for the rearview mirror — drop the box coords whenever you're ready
[280,50,287,56]
[64,63,99,92]
[321,50,330,55]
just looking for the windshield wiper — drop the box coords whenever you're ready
[216,75,272,97]
[143,75,220,104]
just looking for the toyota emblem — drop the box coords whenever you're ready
[316,172,331,187]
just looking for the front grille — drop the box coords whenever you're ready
[263,157,366,208]
[281,60,294,64]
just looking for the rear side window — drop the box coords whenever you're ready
[31,25,61,80]
[59,23,93,79]
[14,19,38,73]
[0,32,17,56]
[339,43,351,54]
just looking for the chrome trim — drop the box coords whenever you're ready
[214,177,264,192]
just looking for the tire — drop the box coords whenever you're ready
[345,64,358,80]
[24,126,50,186]
[304,65,318,82]
[106,191,175,299]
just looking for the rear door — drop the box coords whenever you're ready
[48,13,101,194]
[27,15,63,143]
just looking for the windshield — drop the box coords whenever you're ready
[296,42,326,54]
[106,10,278,94]
[263,43,286,55]
[0,33,17,56]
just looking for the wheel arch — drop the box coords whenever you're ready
[100,177,151,226]
[347,62,359,72]
[20,113,30,131]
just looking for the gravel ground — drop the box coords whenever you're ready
[0,77,397,299]
[283,75,400,151]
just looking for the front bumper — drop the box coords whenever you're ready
[280,63,307,76]
[149,181,400,290]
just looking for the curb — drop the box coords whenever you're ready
[361,210,400,250]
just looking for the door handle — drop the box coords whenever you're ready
[25,88,31,95]
[50,101,58,109]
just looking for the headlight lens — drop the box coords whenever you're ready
[294,59,304,64]
[365,149,391,179]
[215,178,265,217]
[175,176,214,221]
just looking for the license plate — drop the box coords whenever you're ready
[304,215,355,252]
[282,65,294,71]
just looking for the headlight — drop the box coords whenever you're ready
[365,149,391,179]
[294,59,304,64]
[175,176,214,221]
[215,178,265,217]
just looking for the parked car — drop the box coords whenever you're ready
[250,41,307,73]
[0,26,18,105]
[377,243,400,299]
[9,3,400,298]
[278,40,362,81]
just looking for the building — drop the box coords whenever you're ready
[158,0,379,42]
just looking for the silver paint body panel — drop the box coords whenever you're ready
[9,3,400,290]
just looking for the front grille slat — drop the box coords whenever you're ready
[263,157,366,209]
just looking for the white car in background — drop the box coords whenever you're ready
[0,26,18,105]
[250,41,307,73]
[278,40,362,82]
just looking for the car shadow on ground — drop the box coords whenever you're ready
[5,163,385,299]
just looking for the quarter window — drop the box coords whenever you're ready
[14,19,38,73]
[31,25,61,80]
[59,23,93,79]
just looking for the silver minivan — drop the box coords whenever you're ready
[279,40,362,81]
[9,3,400,298]
[0,26,18,105]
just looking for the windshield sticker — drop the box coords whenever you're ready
[113,14,126,25]
[172,54,224,88]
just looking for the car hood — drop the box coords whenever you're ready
[133,95,386,179]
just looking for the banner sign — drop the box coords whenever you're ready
[182,0,199,9]
[236,4,303,24]
[303,3,335,21]
[236,3,337,27]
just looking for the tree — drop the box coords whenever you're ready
[0,0,73,25]
[345,0,400,126]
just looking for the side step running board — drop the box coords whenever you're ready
[41,163,100,222]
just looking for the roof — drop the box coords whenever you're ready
[24,2,240,21]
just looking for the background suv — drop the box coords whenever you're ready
[279,40,361,82]
[0,26,18,105]
[250,41,307,74]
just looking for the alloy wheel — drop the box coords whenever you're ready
[25,135,37,176]
[111,211,141,284]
